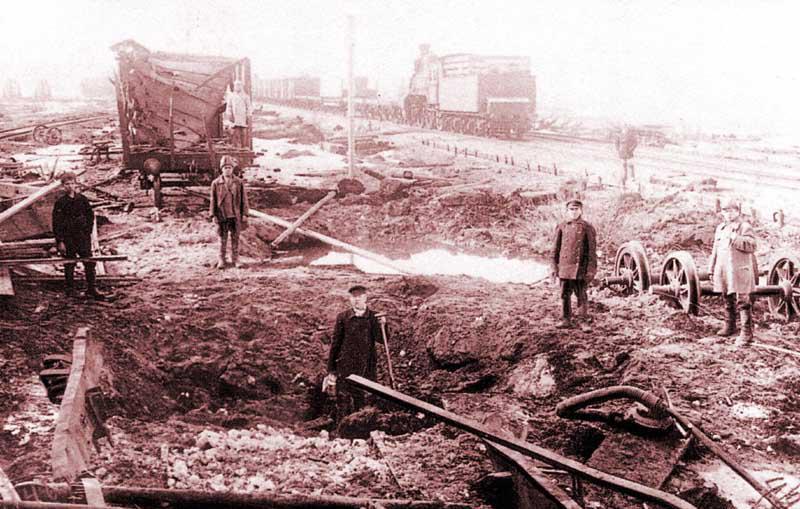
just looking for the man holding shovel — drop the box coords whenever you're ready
[324,285,395,422]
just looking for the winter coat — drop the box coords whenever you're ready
[708,221,757,295]
[552,218,598,281]
[209,175,249,225]
[52,192,94,244]
[327,308,383,380]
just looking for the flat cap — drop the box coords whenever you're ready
[347,285,367,295]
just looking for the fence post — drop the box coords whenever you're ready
[553,163,558,176]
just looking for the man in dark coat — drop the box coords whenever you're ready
[324,285,386,421]
[51,171,103,299]
[209,155,249,269]
[551,198,598,329]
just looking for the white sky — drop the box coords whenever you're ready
[1,0,799,133]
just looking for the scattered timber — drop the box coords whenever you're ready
[51,328,106,481]
[347,376,697,509]
[248,208,411,275]
[271,190,336,248]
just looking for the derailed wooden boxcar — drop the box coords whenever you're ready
[111,40,255,207]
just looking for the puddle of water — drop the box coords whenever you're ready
[697,460,800,509]
[730,402,770,420]
[310,248,550,284]
[2,377,58,446]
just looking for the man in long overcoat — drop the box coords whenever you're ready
[708,198,758,345]
[324,285,386,421]
[209,155,249,268]
[551,198,598,329]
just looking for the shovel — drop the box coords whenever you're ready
[377,315,397,390]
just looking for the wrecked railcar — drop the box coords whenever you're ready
[111,40,255,207]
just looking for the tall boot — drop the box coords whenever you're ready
[735,306,753,346]
[84,262,105,300]
[556,297,573,329]
[64,263,76,297]
[217,232,228,269]
[718,294,737,336]
[231,231,240,268]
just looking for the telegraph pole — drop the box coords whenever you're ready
[347,14,355,178]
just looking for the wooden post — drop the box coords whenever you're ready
[51,328,105,482]
[248,208,411,275]
[0,268,14,297]
[270,191,336,248]
[347,14,355,179]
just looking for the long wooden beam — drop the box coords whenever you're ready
[0,181,62,229]
[30,485,470,509]
[347,376,696,509]
[51,328,105,481]
[271,190,336,248]
[0,255,127,267]
[248,208,411,275]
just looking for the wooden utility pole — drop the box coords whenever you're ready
[347,14,355,178]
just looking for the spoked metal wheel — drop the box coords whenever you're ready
[45,127,62,145]
[613,241,651,294]
[32,125,47,143]
[658,251,701,315]
[767,252,800,320]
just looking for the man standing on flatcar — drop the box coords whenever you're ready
[225,80,251,148]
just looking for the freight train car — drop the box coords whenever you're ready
[112,40,255,208]
[404,45,536,137]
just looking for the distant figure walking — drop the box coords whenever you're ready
[209,155,249,269]
[708,198,758,346]
[615,127,638,187]
[52,171,104,300]
[551,197,598,329]
[225,80,251,148]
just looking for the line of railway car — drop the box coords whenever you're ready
[255,44,537,138]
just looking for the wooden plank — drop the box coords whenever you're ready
[485,440,581,509]
[0,467,19,501]
[51,328,105,482]
[0,267,13,296]
[0,180,61,230]
[271,191,336,248]
[0,255,127,266]
[248,208,411,275]
[346,376,697,509]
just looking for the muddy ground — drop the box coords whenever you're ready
[2,102,800,508]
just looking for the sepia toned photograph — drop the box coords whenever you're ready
[1,1,799,507]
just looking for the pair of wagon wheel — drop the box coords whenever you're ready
[611,241,800,320]
[32,125,62,145]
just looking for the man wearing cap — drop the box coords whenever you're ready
[209,156,249,268]
[225,80,251,148]
[708,198,758,345]
[51,172,104,300]
[551,197,598,329]
[324,285,386,421]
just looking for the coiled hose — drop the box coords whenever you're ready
[557,386,786,509]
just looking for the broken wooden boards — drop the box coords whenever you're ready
[484,440,581,509]
[51,328,106,481]
[0,468,19,502]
